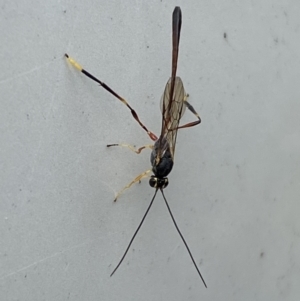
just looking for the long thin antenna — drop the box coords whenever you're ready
[110,189,159,277]
[160,190,207,288]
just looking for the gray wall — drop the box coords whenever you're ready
[1,1,299,300]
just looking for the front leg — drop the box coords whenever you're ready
[107,143,153,154]
[113,169,152,202]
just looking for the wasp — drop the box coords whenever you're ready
[65,6,206,287]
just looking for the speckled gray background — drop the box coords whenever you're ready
[1,1,299,300]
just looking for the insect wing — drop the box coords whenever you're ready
[159,76,186,160]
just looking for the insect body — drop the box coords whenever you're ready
[65,6,206,287]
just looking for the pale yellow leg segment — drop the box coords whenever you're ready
[65,54,83,71]
[114,169,152,202]
[107,144,153,154]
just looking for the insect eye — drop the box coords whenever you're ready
[162,178,169,189]
[149,177,157,188]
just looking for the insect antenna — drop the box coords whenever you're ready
[160,189,207,288]
[110,189,159,277]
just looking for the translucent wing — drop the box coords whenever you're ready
[159,76,186,160]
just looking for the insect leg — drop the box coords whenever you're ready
[174,94,201,130]
[65,54,158,141]
[113,169,152,202]
[107,144,153,154]
[184,98,201,123]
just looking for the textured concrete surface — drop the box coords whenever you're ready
[1,1,300,300]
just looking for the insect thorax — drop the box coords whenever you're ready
[150,138,174,180]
